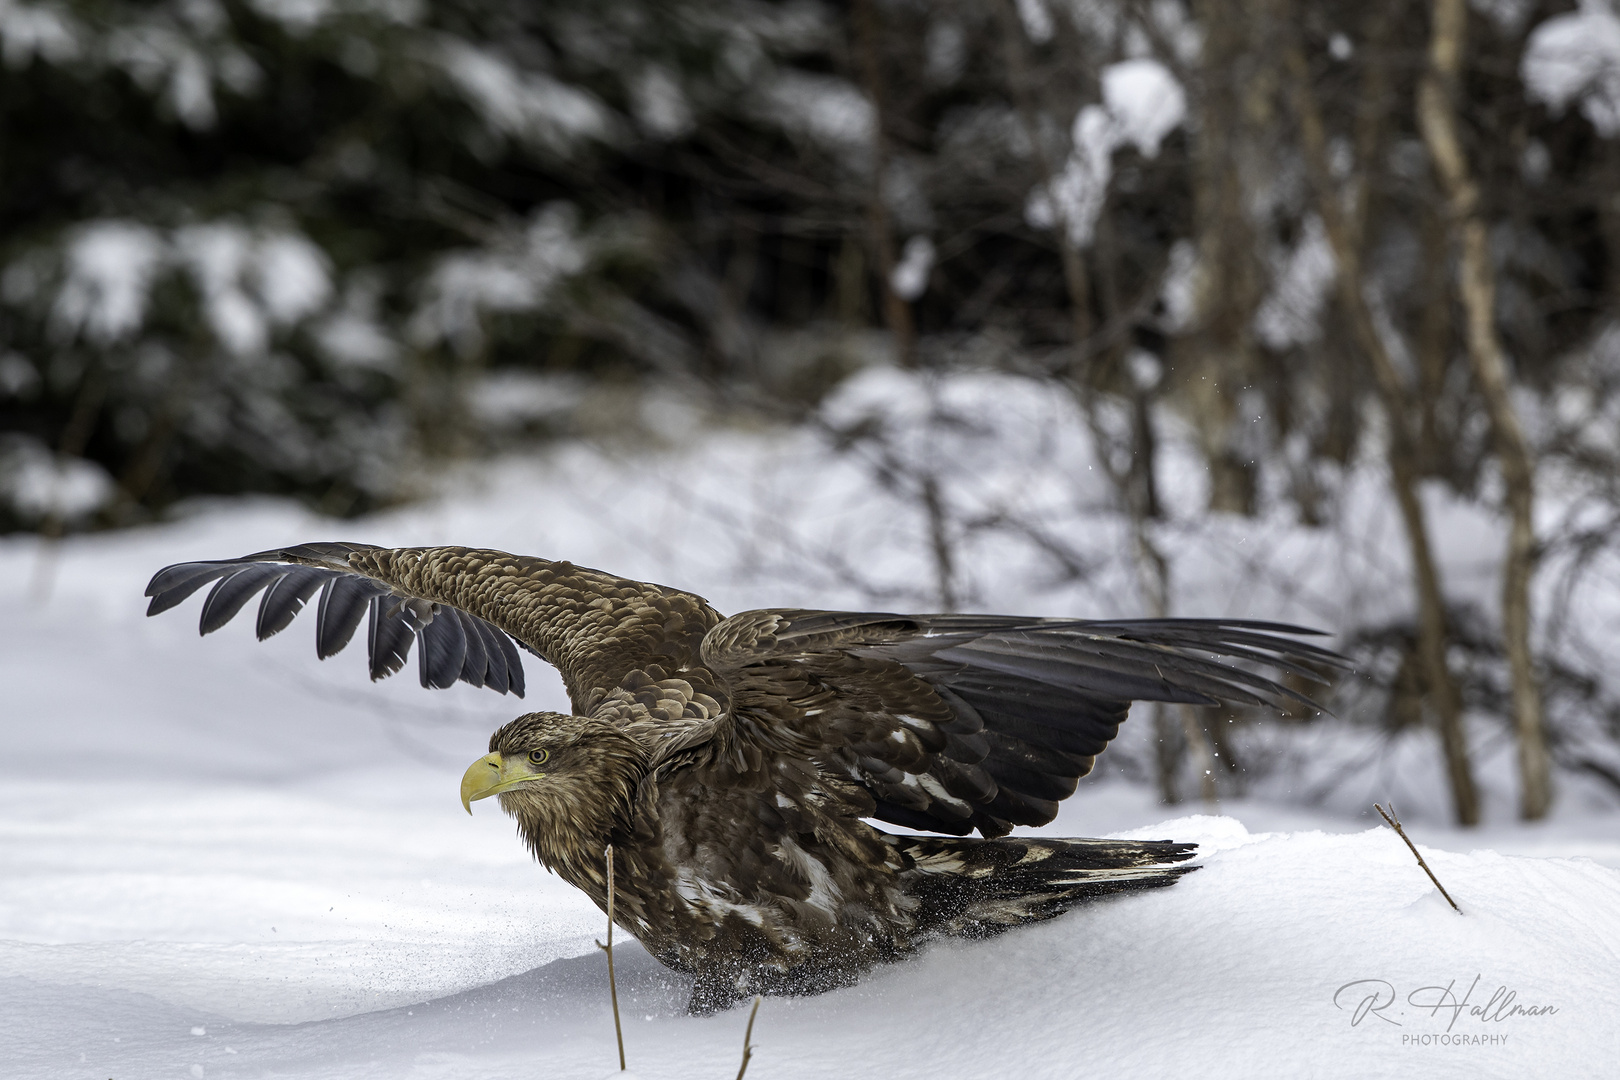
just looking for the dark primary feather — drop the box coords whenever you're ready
[314,575,379,660]
[144,545,527,697]
[255,566,329,640]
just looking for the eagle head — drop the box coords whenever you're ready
[460,712,646,872]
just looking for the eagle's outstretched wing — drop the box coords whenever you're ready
[146,545,1343,840]
[144,545,724,713]
[145,543,531,695]
[700,610,1344,838]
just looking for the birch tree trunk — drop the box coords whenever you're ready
[852,0,916,368]
[1283,18,1481,825]
[1416,0,1551,820]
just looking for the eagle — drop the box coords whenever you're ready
[145,543,1338,1013]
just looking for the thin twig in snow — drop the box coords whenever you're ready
[1374,802,1461,913]
[596,844,626,1070]
[735,995,762,1080]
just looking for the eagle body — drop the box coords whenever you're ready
[146,543,1338,1012]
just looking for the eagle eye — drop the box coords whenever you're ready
[527,749,549,766]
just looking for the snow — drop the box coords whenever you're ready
[761,72,875,153]
[176,224,270,357]
[1026,104,1114,247]
[630,66,694,141]
[408,204,588,359]
[0,0,82,70]
[313,275,399,372]
[247,0,424,34]
[107,21,219,129]
[924,20,966,86]
[255,233,334,326]
[41,220,336,358]
[4,411,1619,1077]
[0,435,115,521]
[437,40,619,155]
[466,371,584,430]
[52,221,164,345]
[888,236,935,301]
[1524,3,1620,137]
[0,351,38,397]
[1015,0,1055,45]
[1256,214,1337,349]
[1101,58,1186,158]
[1028,59,1186,248]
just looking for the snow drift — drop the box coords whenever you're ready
[3,418,1618,1078]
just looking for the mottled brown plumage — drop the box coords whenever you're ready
[146,543,1341,1012]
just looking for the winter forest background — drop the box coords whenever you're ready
[7,0,1620,829]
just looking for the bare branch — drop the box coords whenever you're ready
[1374,802,1462,913]
[595,844,626,1071]
[735,995,762,1080]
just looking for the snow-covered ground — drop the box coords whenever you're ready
[4,407,1620,1078]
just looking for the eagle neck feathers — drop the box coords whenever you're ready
[501,732,648,888]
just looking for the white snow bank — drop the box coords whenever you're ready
[4,797,1612,1079]
[3,484,1619,1078]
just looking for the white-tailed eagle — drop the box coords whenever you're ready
[146,543,1339,1012]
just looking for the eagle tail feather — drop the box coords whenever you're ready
[892,834,1197,937]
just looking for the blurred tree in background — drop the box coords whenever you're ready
[7,0,1620,823]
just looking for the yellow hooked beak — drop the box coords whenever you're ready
[459,751,544,814]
